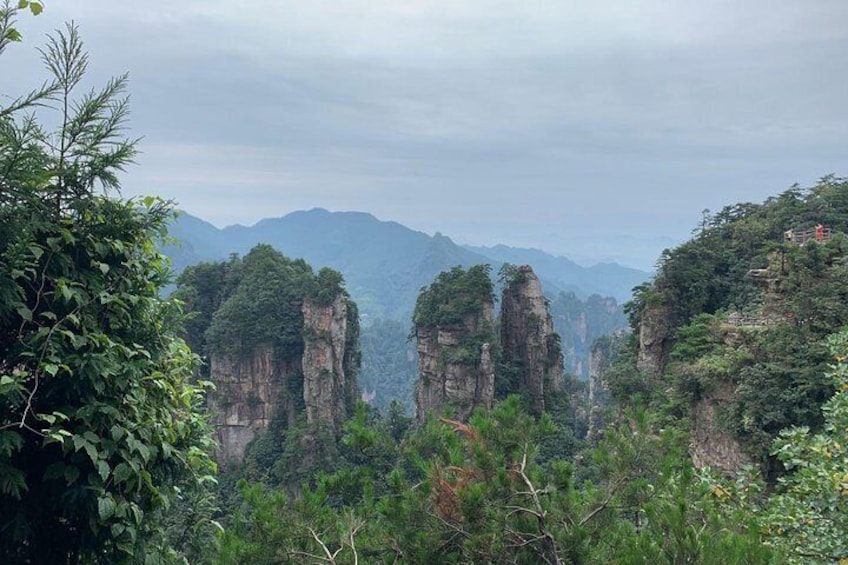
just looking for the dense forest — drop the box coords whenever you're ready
[2,6,848,564]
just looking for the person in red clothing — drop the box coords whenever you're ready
[816,224,825,241]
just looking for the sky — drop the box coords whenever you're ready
[3,1,847,269]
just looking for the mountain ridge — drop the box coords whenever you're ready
[165,207,649,319]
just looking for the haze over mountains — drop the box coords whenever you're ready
[166,208,650,321]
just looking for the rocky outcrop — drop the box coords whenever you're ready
[302,294,358,435]
[501,265,563,415]
[636,301,674,374]
[587,330,628,440]
[415,305,496,423]
[210,292,359,463]
[690,381,754,475]
[208,346,301,462]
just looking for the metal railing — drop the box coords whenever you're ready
[785,227,833,244]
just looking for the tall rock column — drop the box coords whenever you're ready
[586,330,628,440]
[415,305,496,423]
[636,301,674,374]
[302,294,358,435]
[500,265,564,415]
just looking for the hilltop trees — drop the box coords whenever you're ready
[609,178,848,467]
[412,264,495,329]
[0,17,216,562]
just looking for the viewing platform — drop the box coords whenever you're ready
[784,225,833,244]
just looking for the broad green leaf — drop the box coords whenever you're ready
[27,244,43,259]
[129,503,143,525]
[16,305,32,322]
[0,375,20,395]
[83,442,98,465]
[97,460,110,482]
[112,462,131,484]
[98,496,116,520]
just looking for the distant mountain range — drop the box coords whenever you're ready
[165,208,649,321]
[463,244,649,304]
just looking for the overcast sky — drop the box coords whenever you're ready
[4,1,847,268]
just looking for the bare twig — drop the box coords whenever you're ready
[308,527,337,564]
[515,445,563,565]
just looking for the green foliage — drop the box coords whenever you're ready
[0,24,216,562]
[497,261,526,287]
[725,326,832,462]
[172,254,243,376]
[650,176,848,328]
[412,264,494,329]
[311,267,347,306]
[217,398,775,564]
[609,177,848,471]
[602,333,657,406]
[203,244,318,359]
[0,1,43,53]
[757,329,848,563]
[176,245,354,366]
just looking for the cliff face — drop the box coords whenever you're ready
[415,305,496,423]
[209,292,359,463]
[586,331,625,440]
[636,301,674,374]
[208,346,301,462]
[690,381,754,475]
[501,266,563,415]
[302,294,358,435]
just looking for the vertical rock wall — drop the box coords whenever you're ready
[208,346,300,462]
[636,301,674,374]
[690,381,754,475]
[587,330,628,440]
[500,266,563,415]
[302,294,357,435]
[415,305,496,423]
[209,292,359,463]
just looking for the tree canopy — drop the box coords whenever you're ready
[0,19,216,562]
[412,264,494,329]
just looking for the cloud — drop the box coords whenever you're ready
[4,0,848,269]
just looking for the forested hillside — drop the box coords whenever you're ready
[605,177,848,476]
[210,180,848,564]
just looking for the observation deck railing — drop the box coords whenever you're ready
[785,227,833,244]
